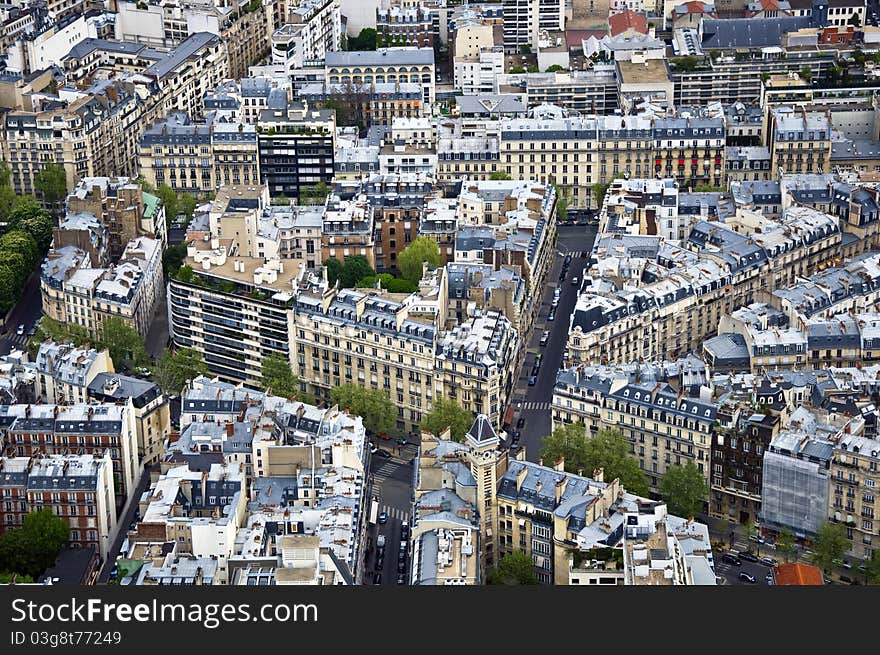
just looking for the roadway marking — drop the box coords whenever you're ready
[380,505,410,522]
[520,401,552,411]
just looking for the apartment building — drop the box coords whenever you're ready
[652,116,725,189]
[271,0,341,70]
[769,108,833,175]
[133,462,246,584]
[0,404,140,510]
[66,177,167,260]
[501,0,564,53]
[830,433,879,559]
[376,4,434,48]
[566,197,841,366]
[322,192,377,269]
[257,102,336,199]
[726,146,773,183]
[1,80,143,196]
[0,453,116,559]
[324,47,436,106]
[333,172,432,272]
[41,235,164,341]
[138,112,260,195]
[88,373,170,466]
[33,342,114,406]
[552,359,717,493]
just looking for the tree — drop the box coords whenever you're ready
[848,12,861,27]
[7,198,53,253]
[0,250,29,290]
[592,182,610,208]
[153,348,209,395]
[0,185,16,224]
[0,266,20,312]
[346,28,377,51]
[0,230,39,270]
[31,316,91,350]
[865,549,880,586]
[385,277,417,293]
[261,353,314,403]
[776,528,795,563]
[489,170,511,180]
[519,44,532,55]
[553,184,569,222]
[670,56,699,72]
[330,383,395,435]
[420,397,473,442]
[545,64,566,73]
[325,257,344,286]
[0,509,69,579]
[338,255,375,288]
[659,463,708,518]
[397,236,441,285]
[180,194,198,226]
[799,66,813,82]
[509,66,526,74]
[299,181,331,205]
[33,163,67,210]
[488,551,538,585]
[810,522,849,573]
[539,425,649,496]
[100,316,149,372]
[157,184,179,227]
[163,242,189,278]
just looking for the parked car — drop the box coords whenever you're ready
[760,556,777,567]
[510,431,521,446]
[516,417,526,429]
[373,572,382,585]
[528,375,537,386]
[721,552,742,566]
[375,449,392,459]
[571,277,579,286]
[370,444,378,454]
[396,573,406,585]
[539,330,550,346]
[400,521,409,541]
[16,324,24,336]
[739,571,757,584]
[530,365,540,377]
[376,553,384,569]
[739,551,759,563]
[547,311,555,321]
[378,511,388,524]
[765,572,774,584]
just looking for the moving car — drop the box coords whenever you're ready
[528,375,537,386]
[370,444,378,454]
[738,571,757,584]
[571,277,579,286]
[375,449,392,459]
[16,324,24,336]
[378,511,388,524]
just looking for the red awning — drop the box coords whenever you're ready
[503,405,515,427]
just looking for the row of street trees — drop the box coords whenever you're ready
[0,164,59,313]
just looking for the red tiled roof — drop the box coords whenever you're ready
[567,29,606,47]
[609,11,649,37]
[773,563,824,586]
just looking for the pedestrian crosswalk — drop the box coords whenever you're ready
[3,332,30,350]
[520,401,552,411]
[380,505,410,522]
[371,455,409,483]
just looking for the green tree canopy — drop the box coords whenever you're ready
[865,548,880,585]
[337,255,375,288]
[346,28,377,51]
[811,522,849,573]
[100,316,149,372]
[0,185,16,224]
[0,509,69,579]
[330,383,395,435]
[324,257,344,286]
[34,163,68,209]
[385,277,417,293]
[261,353,314,403]
[592,182,610,208]
[539,425,649,496]
[488,551,538,585]
[163,242,189,278]
[299,181,331,205]
[776,528,795,562]
[153,347,209,395]
[420,397,474,442]
[545,64,566,72]
[7,198,53,253]
[180,194,198,226]
[489,170,511,180]
[398,236,441,285]
[799,65,813,82]
[30,316,92,353]
[0,230,39,270]
[157,184,179,227]
[659,462,707,518]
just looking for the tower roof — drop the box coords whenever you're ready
[466,414,499,447]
